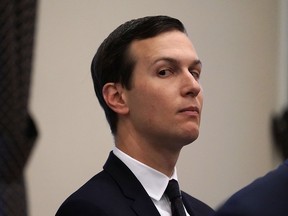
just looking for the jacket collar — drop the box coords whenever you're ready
[103,151,161,216]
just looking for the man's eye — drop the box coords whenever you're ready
[191,71,200,80]
[158,69,172,77]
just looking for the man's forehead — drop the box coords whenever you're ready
[129,31,198,64]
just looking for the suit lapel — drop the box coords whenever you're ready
[182,192,196,216]
[103,152,161,216]
[131,195,161,216]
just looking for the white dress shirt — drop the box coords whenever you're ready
[113,146,190,216]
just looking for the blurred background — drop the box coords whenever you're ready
[1,0,287,215]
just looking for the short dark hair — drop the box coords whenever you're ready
[91,15,186,134]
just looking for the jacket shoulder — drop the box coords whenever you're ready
[55,171,130,216]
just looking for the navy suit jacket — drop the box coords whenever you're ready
[214,160,288,216]
[56,152,214,216]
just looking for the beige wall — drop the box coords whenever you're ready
[26,0,284,215]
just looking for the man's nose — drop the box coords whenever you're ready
[180,70,201,97]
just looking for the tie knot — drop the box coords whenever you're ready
[165,179,182,201]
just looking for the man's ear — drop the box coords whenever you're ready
[102,83,129,115]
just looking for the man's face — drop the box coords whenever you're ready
[124,30,203,150]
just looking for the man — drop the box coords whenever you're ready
[214,160,288,216]
[56,15,214,216]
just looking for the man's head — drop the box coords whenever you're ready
[91,15,186,134]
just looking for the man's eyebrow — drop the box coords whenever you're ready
[187,59,202,69]
[150,57,202,68]
[192,59,202,68]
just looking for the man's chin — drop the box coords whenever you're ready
[180,132,199,147]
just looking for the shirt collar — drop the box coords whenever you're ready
[113,146,178,201]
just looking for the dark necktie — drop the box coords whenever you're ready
[165,179,187,216]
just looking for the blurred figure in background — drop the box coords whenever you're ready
[0,0,38,215]
[214,106,288,216]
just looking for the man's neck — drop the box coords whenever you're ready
[115,131,181,177]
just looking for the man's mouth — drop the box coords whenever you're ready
[179,106,199,113]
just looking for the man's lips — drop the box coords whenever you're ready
[178,106,200,115]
